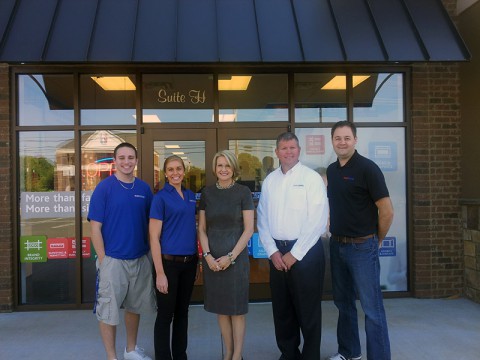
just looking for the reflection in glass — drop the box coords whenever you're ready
[228,139,278,192]
[18,75,74,126]
[294,73,347,123]
[142,74,213,123]
[219,74,288,122]
[228,139,278,287]
[153,141,206,194]
[80,75,136,125]
[353,73,404,123]
[19,131,76,304]
[80,130,137,303]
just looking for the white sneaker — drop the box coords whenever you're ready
[326,353,362,360]
[124,345,152,360]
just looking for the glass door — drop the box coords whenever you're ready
[143,127,286,302]
[142,128,216,301]
[218,128,285,300]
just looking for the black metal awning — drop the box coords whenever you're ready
[0,0,470,63]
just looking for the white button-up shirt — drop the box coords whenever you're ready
[257,162,329,261]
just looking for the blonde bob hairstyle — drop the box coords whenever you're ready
[212,150,240,180]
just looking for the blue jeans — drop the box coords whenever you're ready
[330,237,391,360]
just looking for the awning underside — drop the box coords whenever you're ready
[0,0,470,63]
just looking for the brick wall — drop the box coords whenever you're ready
[406,0,465,299]
[462,202,480,303]
[411,62,464,298]
[0,63,12,311]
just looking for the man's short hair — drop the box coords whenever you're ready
[331,121,357,138]
[114,142,137,158]
[276,132,299,148]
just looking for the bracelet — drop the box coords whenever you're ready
[227,252,235,265]
[203,252,211,258]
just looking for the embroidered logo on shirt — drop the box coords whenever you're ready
[343,176,354,181]
[134,195,146,198]
[293,184,304,187]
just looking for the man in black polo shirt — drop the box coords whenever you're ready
[326,121,394,360]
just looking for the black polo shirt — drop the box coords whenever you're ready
[327,150,389,238]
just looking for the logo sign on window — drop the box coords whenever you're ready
[379,236,396,257]
[252,233,268,259]
[305,135,325,155]
[47,237,92,259]
[20,235,47,263]
[368,142,397,171]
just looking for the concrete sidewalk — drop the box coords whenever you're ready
[1,297,479,359]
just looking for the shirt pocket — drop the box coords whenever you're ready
[288,185,306,210]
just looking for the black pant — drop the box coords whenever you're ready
[270,240,325,360]
[154,257,198,360]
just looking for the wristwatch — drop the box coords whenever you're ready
[203,251,211,258]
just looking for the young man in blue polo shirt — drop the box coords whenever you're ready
[326,121,394,360]
[89,142,156,360]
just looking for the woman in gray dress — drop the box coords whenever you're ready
[198,150,254,360]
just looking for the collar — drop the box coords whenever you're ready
[336,150,358,168]
[281,161,302,174]
[164,182,184,193]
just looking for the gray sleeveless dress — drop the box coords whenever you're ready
[199,183,254,315]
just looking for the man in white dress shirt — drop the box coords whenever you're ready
[257,132,329,360]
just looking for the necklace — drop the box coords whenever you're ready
[216,180,235,190]
[116,176,135,190]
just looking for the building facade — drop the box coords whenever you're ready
[0,0,472,311]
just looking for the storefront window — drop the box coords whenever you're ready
[80,75,136,125]
[219,74,288,122]
[80,130,137,303]
[18,75,74,126]
[353,73,404,122]
[18,131,76,304]
[142,74,214,123]
[296,127,407,292]
[294,73,347,123]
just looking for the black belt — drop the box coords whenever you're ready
[274,239,297,247]
[331,234,374,244]
[162,254,196,263]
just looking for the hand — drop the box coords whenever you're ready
[282,252,297,271]
[206,256,221,272]
[270,251,288,272]
[215,256,231,271]
[156,273,168,294]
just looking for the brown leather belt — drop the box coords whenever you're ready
[331,234,375,244]
[162,254,196,263]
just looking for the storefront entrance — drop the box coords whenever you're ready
[142,127,284,301]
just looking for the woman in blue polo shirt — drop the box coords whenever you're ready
[149,155,198,360]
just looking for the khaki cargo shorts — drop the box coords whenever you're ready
[94,254,156,326]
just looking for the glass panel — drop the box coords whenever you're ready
[18,74,74,126]
[294,73,347,123]
[296,127,408,293]
[80,75,136,125]
[152,141,206,195]
[18,131,76,304]
[142,74,213,123]
[80,130,137,303]
[353,73,404,123]
[228,139,278,291]
[357,127,407,291]
[219,74,288,122]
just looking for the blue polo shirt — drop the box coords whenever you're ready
[327,150,389,237]
[88,175,152,260]
[149,182,197,255]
